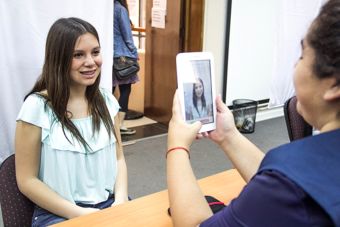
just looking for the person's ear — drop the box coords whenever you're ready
[324,79,340,101]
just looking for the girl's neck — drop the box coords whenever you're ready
[67,86,89,119]
[69,85,87,100]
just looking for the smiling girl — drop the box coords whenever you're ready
[186,78,213,123]
[15,17,128,226]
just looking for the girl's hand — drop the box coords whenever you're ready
[77,207,99,217]
[168,91,202,150]
[111,197,128,207]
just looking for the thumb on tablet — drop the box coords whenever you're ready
[216,95,228,113]
[191,120,202,133]
[172,90,183,119]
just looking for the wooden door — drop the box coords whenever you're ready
[144,0,204,125]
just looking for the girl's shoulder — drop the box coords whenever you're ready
[99,87,114,100]
[99,87,120,117]
[17,92,52,129]
[25,90,49,103]
[25,91,48,106]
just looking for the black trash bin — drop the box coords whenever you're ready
[232,99,258,133]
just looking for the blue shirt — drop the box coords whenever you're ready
[201,129,340,226]
[114,0,138,59]
[200,170,332,226]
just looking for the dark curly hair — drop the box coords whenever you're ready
[307,0,340,85]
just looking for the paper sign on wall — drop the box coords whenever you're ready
[152,0,166,29]
[151,8,166,28]
[153,0,167,9]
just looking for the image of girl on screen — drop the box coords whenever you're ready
[186,78,213,124]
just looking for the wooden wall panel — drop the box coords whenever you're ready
[144,0,204,124]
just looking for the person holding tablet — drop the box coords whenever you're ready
[15,18,128,226]
[166,0,340,226]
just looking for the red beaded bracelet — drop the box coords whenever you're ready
[166,147,190,159]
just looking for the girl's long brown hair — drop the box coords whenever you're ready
[25,17,114,150]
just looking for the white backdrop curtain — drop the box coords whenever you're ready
[0,0,113,163]
[268,0,325,107]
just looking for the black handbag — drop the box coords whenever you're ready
[113,56,140,80]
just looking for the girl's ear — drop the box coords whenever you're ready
[324,80,340,101]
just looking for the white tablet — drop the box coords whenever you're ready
[176,52,217,133]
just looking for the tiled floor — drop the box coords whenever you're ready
[121,117,168,144]
[121,123,168,143]
[124,116,157,128]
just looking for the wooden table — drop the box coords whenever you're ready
[53,169,246,227]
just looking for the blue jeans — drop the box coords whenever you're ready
[31,196,115,227]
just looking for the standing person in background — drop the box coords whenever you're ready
[15,17,128,226]
[113,0,139,135]
[166,0,340,226]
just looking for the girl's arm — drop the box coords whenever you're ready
[112,115,129,205]
[15,121,98,219]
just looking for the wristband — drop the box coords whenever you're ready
[166,147,190,159]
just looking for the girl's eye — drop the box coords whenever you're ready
[92,49,101,56]
[73,52,84,58]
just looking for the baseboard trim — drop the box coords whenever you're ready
[256,105,284,122]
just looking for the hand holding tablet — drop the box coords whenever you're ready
[176,52,217,133]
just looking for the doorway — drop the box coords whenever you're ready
[122,0,205,142]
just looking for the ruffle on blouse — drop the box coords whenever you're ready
[45,119,116,154]
[16,88,120,154]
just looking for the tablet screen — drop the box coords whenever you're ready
[183,59,214,124]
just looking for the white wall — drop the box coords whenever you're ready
[226,0,279,105]
[0,0,113,163]
[203,0,279,106]
[202,0,324,122]
[203,0,228,97]
[203,0,323,108]
[202,0,283,121]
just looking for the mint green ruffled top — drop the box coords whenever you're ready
[16,88,120,204]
